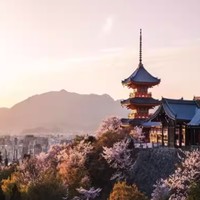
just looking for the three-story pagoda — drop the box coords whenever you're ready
[121,29,160,127]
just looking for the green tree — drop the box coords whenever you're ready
[96,130,128,150]
[188,181,200,200]
[0,166,15,181]
[10,184,21,200]
[0,166,15,200]
[109,182,148,200]
[27,176,67,200]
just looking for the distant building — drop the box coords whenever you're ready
[22,135,35,156]
[35,137,48,152]
[121,29,160,132]
[34,144,42,155]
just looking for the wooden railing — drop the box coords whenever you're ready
[129,113,149,119]
[129,92,152,98]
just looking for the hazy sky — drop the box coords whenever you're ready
[0,0,200,107]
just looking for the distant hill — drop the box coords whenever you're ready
[0,90,128,134]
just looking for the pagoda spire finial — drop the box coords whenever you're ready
[139,29,142,65]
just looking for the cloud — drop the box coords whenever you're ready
[101,15,114,36]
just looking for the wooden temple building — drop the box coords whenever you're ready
[121,29,160,130]
[150,98,200,147]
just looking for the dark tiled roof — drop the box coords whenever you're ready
[121,118,161,127]
[142,121,161,127]
[121,97,160,106]
[188,109,200,126]
[195,100,200,107]
[122,63,160,86]
[121,118,132,126]
[151,98,200,121]
[121,118,147,126]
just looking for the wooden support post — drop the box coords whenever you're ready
[179,124,182,147]
[161,124,164,146]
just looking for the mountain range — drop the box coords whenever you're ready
[0,90,128,134]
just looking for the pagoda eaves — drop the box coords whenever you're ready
[122,63,160,88]
[121,118,146,127]
[121,97,160,108]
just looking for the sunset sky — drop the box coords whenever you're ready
[0,0,200,107]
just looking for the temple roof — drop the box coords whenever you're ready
[188,109,200,126]
[122,64,161,86]
[121,118,146,127]
[142,121,161,127]
[195,98,200,107]
[151,98,200,121]
[121,97,160,106]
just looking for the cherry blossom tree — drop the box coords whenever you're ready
[1,141,92,200]
[102,137,135,181]
[151,150,200,200]
[130,126,145,142]
[1,152,67,199]
[57,141,93,174]
[46,143,68,167]
[57,141,93,198]
[151,179,170,200]
[96,116,122,137]
[76,187,102,200]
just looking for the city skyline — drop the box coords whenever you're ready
[0,0,200,107]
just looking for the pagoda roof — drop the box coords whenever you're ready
[121,118,146,127]
[122,63,160,86]
[121,118,162,127]
[188,109,200,126]
[151,98,200,122]
[121,97,160,106]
